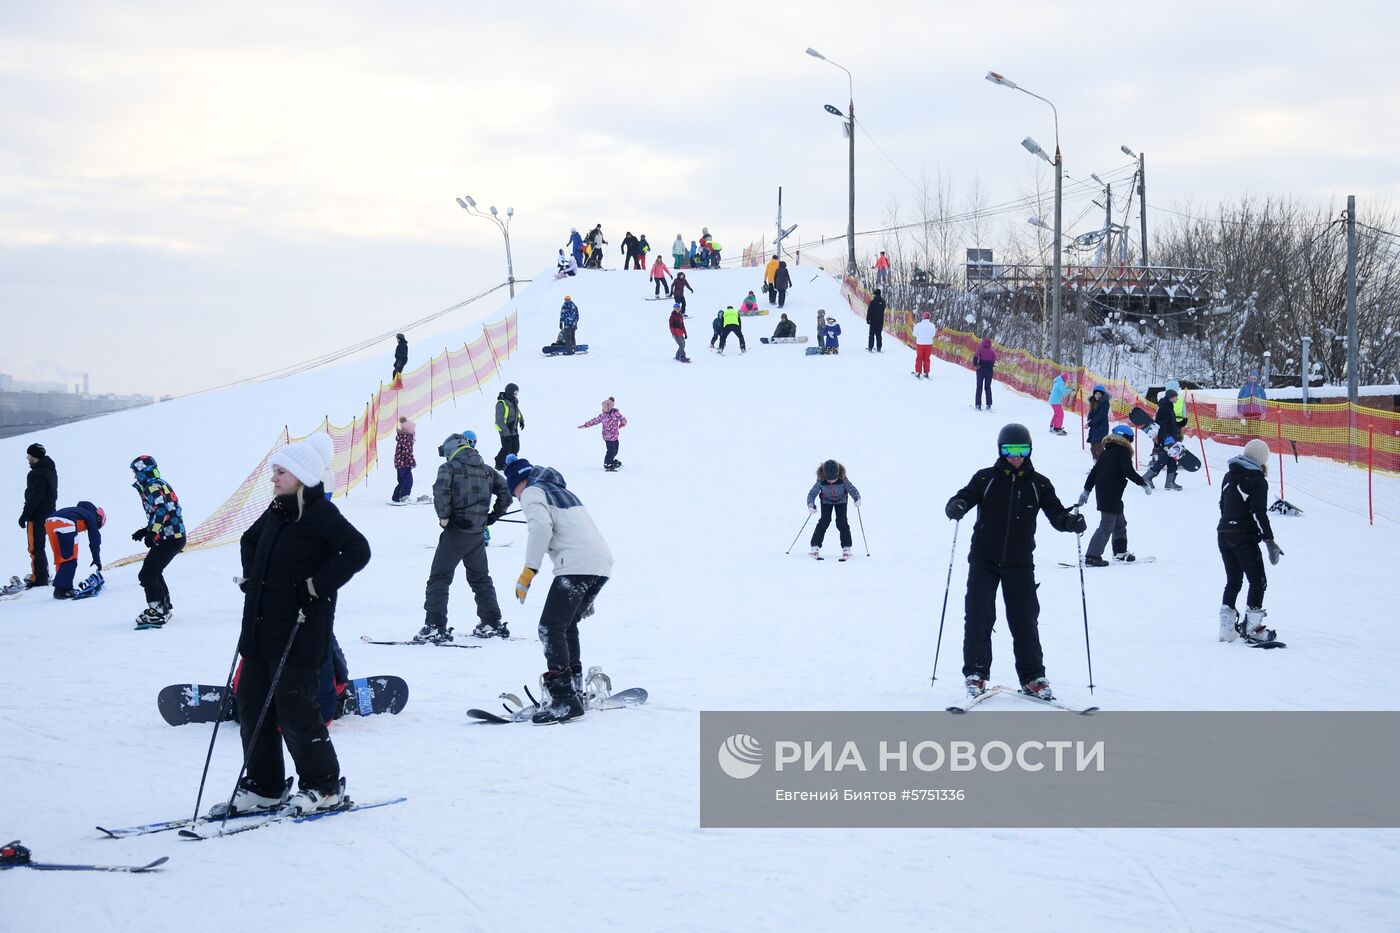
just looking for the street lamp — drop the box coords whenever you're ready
[456,195,516,298]
[807,47,857,277]
[1121,145,1148,268]
[988,70,1063,363]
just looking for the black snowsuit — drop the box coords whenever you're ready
[773,262,792,308]
[865,296,886,351]
[393,338,408,378]
[20,454,57,584]
[1144,396,1183,482]
[1080,434,1145,558]
[237,485,370,796]
[621,233,642,269]
[493,390,524,470]
[1217,457,1274,610]
[425,435,511,632]
[947,458,1078,684]
[772,319,797,339]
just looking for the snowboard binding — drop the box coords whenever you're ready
[1,841,32,866]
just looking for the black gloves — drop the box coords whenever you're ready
[17,516,26,529]
[486,514,499,526]
[296,578,319,615]
[132,528,146,542]
[133,527,156,547]
[1066,512,1088,534]
[945,499,970,521]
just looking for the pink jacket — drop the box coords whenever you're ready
[580,408,628,441]
[651,259,670,280]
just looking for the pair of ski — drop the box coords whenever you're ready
[946,686,1099,715]
[2,839,168,873]
[1058,557,1157,568]
[95,798,407,842]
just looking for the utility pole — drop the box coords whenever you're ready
[1102,183,1113,265]
[776,186,784,261]
[847,99,857,277]
[1052,147,1063,364]
[1137,153,1148,267]
[1346,194,1359,404]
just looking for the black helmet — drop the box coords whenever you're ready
[822,459,840,482]
[996,423,1032,454]
[504,382,519,394]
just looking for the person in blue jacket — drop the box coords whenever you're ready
[44,500,105,598]
[1048,372,1071,435]
[1086,385,1110,459]
[1238,369,1267,418]
[820,315,842,355]
[567,228,585,268]
[559,297,580,354]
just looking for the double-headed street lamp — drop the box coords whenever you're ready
[987,70,1064,364]
[1121,145,1148,268]
[806,47,857,277]
[455,195,516,299]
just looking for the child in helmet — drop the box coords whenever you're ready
[45,501,105,598]
[806,460,861,560]
[1074,424,1151,566]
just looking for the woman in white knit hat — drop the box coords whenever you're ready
[223,432,371,817]
[1216,438,1284,644]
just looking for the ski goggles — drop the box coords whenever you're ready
[999,443,1032,458]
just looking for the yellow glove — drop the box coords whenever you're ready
[515,567,537,603]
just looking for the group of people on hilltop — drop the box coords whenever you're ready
[560,225,721,272]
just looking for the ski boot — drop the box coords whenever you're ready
[212,777,290,817]
[412,623,454,645]
[840,547,852,561]
[1083,555,1110,567]
[1021,677,1056,701]
[0,841,31,866]
[284,777,346,816]
[1165,477,1183,491]
[1239,607,1276,644]
[1218,605,1239,643]
[1112,552,1136,563]
[809,546,821,560]
[52,586,75,599]
[965,674,988,698]
[470,619,510,639]
[532,670,585,725]
[22,575,47,590]
[135,602,170,629]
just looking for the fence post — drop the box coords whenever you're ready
[466,335,485,395]
[1190,393,1211,486]
[1078,377,1085,450]
[483,325,503,375]
[445,348,457,408]
[1369,425,1375,526]
[1275,415,1285,500]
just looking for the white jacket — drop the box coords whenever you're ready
[521,485,614,577]
[913,319,937,345]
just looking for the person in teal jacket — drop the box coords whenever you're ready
[1048,373,1071,435]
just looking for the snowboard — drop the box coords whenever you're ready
[69,571,105,599]
[1059,557,1157,568]
[759,336,809,344]
[805,347,824,356]
[157,676,409,726]
[1127,406,1158,437]
[387,495,433,507]
[738,309,769,316]
[542,344,589,356]
[0,575,27,600]
[1129,406,1201,471]
[468,687,649,724]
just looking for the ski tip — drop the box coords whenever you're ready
[176,828,204,840]
[945,706,969,714]
[136,856,171,871]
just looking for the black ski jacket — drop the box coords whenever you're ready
[774,263,792,291]
[948,457,1076,567]
[1217,457,1274,543]
[866,296,886,327]
[21,455,58,523]
[239,484,371,667]
[1082,434,1144,513]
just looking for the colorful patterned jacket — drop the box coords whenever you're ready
[131,456,185,540]
[394,428,417,470]
[580,408,628,442]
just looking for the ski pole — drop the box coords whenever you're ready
[187,638,243,827]
[855,502,870,556]
[1072,507,1096,693]
[785,512,814,554]
[929,519,960,685]
[215,610,308,826]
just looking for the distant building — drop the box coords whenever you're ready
[0,373,154,439]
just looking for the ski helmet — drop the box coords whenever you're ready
[1092,384,1107,396]
[822,460,840,482]
[1111,424,1135,440]
[130,454,159,477]
[462,430,478,448]
[1162,436,1176,447]
[996,423,1032,451]
[95,506,106,528]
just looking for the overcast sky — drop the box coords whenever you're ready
[2,0,1395,396]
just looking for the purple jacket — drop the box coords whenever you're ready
[580,408,628,441]
[974,339,997,371]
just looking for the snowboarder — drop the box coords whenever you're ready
[865,289,886,352]
[1074,425,1150,567]
[44,500,105,599]
[392,334,408,382]
[973,337,996,406]
[1085,385,1110,458]
[1141,389,1184,490]
[807,460,861,560]
[1048,372,1071,435]
[129,455,186,627]
[227,434,370,816]
[913,312,935,378]
[944,424,1087,699]
[772,313,797,339]
[650,256,671,296]
[773,260,792,308]
[391,417,417,502]
[672,234,686,270]
[669,304,690,362]
[763,255,780,304]
[420,431,512,643]
[621,231,643,270]
[819,315,841,354]
[559,296,580,354]
[739,290,760,314]
[718,306,746,353]
[578,397,628,471]
[873,251,890,287]
[504,457,614,725]
[493,382,524,470]
[670,272,693,315]
[19,442,57,589]
[555,249,578,278]
[1217,439,1284,644]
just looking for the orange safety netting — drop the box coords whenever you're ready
[108,314,519,568]
[839,276,1400,524]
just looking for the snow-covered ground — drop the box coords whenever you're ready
[3,268,1399,931]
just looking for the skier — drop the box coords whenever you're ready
[493,382,524,470]
[973,337,996,407]
[865,289,886,352]
[391,417,417,502]
[559,296,580,354]
[1048,372,1071,435]
[586,224,607,268]
[1074,425,1150,567]
[129,455,186,627]
[944,424,1087,699]
[709,308,724,349]
[820,315,841,355]
[45,500,105,599]
[392,334,408,382]
[913,311,936,378]
[650,256,671,297]
[807,459,861,560]
[1217,439,1284,644]
[672,234,687,270]
[773,260,792,308]
[739,290,761,314]
[1141,389,1183,490]
[578,397,628,471]
[555,249,578,279]
[19,442,57,589]
[668,304,690,362]
[717,306,746,354]
[621,231,642,270]
[763,255,780,304]
[227,434,370,816]
[772,313,797,339]
[567,227,585,267]
[638,234,651,262]
[1085,385,1110,458]
[873,251,890,287]
[504,457,614,724]
[419,430,512,643]
[670,271,693,315]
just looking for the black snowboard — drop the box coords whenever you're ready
[1128,406,1201,471]
[542,344,589,356]
[157,676,409,726]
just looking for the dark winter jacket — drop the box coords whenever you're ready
[560,300,580,329]
[668,309,687,337]
[393,338,408,374]
[671,275,693,300]
[948,458,1076,567]
[495,391,523,437]
[49,501,103,565]
[21,455,58,523]
[1153,396,1183,447]
[1081,434,1144,513]
[393,428,416,470]
[807,464,861,507]
[1086,393,1111,445]
[772,319,797,339]
[774,263,792,291]
[238,485,370,668]
[1217,457,1274,543]
[621,233,640,257]
[866,296,886,327]
[712,311,724,336]
[131,463,186,541]
[434,434,511,531]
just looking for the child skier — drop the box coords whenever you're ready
[1048,372,1071,435]
[1075,424,1150,566]
[669,304,690,362]
[578,397,628,471]
[129,455,186,627]
[806,459,861,560]
[1217,439,1284,644]
[1085,385,1110,458]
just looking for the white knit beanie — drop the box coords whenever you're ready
[1242,439,1270,470]
[271,433,335,488]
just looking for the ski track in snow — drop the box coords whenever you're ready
[2,267,1399,930]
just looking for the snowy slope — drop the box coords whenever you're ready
[3,267,1399,931]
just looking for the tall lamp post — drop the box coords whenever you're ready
[987,71,1063,364]
[455,195,516,299]
[806,48,857,277]
[1121,145,1148,267]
